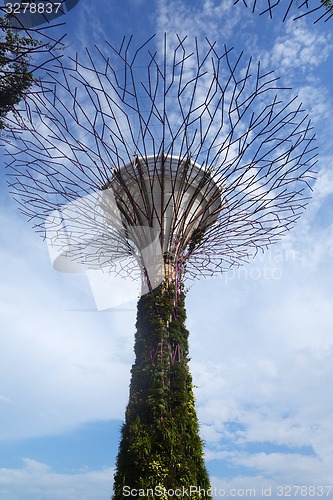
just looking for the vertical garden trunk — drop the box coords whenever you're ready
[112,280,211,499]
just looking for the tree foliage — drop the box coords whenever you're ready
[321,0,333,9]
[0,14,39,129]
[113,282,211,499]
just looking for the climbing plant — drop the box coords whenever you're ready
[321,0,333,10]
[112,281,211,499]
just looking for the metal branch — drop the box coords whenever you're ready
[233,0,333,22]
[4,35,317,290]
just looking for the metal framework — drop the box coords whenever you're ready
[5,34,317,293]
[234,0,333,22]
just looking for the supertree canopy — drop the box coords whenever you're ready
[5,35,317,497]
[234,0,333,22]
[6,35,317,285]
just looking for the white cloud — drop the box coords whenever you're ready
[192,344,333,483]
[155,0,243,42]
[0,206,136,441]
[182,151,333,482]
[254,16,333,142]
[314,162,333,200]
[186,207,333,482]
[260,18,332,77]
[0,459,114,500]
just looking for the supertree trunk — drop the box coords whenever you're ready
[113,280,211,499]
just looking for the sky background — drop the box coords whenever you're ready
[1,0,333,499]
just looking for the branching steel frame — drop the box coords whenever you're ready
[5,34,317,290]
[234,0,333,22]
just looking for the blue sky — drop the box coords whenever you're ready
[1,0,333,499]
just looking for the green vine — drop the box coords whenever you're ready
[321,0,333,10]
[112,281,211,499]
[187,227,205,256]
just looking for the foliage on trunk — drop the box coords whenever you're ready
[113,281,211,499]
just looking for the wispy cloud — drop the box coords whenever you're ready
[0,459,114,500]
[186,197,333,484]
[0,206,136,441]
[260,18,332,76]
[155,0,244,42]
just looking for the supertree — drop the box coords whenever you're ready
[4,34,317,498]
[234,0,333,22]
